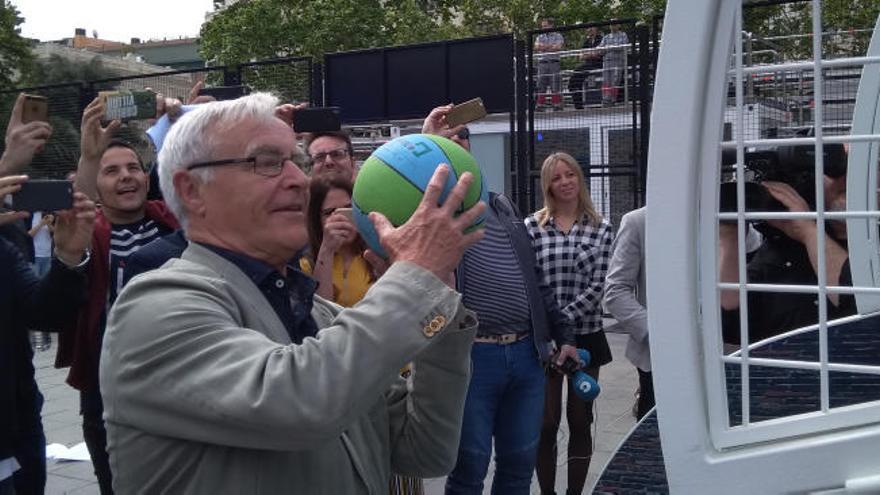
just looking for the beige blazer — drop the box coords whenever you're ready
[100,243,476,494]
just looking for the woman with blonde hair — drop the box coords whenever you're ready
[525,152,615,495]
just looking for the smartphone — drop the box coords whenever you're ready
[446,98,487,127]
[99,90,157,122]
[11,180,74,212]
[21,94,49,124]
[197,85,250,101]
[334,207,353,221]
[293,107,342,133]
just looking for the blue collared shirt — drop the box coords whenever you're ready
[200,243,319,344]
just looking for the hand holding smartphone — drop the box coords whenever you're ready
[21,95,49,124]
[99,90,157,122]
[334,207,353,222]
[445,98,487,127]
[11,180,74,212]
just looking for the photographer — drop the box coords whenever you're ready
[719,173,855,344]
[1,93,95,495]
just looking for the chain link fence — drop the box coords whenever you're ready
[0,59,314,179]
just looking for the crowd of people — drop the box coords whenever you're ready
[0,80,851,495]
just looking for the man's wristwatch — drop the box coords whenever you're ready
[55,247,91,271]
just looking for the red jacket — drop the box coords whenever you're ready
[55,200,179,391]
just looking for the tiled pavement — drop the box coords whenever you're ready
[36,329,638,495]
[34,350,100,495]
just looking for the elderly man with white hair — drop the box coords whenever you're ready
[98,93,486,494]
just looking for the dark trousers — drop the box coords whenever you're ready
[81,391,113,495]
[12,429,46,495]
[0,476,15,495]
[567,63,601,108]
[536,365,600,495]
[12,388,46,495]
[636,369,655,420]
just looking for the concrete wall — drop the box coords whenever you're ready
[469,132,510,195]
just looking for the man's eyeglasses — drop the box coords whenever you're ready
[310,148,350,163]
[456,127,470,140]
[186,153,305,178]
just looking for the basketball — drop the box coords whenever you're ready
[352,133,488,258]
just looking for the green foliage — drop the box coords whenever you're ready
[200,0,672,67]
[0,0,35,90]
[32,54,118,85]
[743,0,879,61]
[200,0,392,65]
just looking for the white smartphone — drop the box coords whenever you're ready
[335,207,353,221]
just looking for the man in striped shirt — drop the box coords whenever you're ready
[60,97,179,495]
[423,107,579,495]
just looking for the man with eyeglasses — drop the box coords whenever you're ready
[305,130,356,180]
[98,93,485,493]
[61,97,180,495]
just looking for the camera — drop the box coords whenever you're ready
[719,138,847,213]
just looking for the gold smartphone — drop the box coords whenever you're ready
[446,97,487,127]
[21,95,49,124]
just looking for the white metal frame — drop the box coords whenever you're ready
[847,22,880,314]
[647,1,880,492]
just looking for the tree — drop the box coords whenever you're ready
[201,0,395,65]
[200,0,673,69]
[0,0,35,91]
[743,0,879,61]
[449,0,666,39]
[383,0,462,46]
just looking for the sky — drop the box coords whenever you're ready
[12,0,216,43]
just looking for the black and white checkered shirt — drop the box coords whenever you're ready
[524,213,615,334]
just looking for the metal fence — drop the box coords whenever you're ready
[727,28,868,141]
[525,19,654,229]
[3,7,864,214]
[0,57,313,178]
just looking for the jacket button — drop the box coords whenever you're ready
[423,315,447,337]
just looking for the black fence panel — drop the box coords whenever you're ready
[526,19,648,229]
[239,57,313,105]
[325,34,514,124]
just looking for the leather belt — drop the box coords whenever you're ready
[473,333,530,345]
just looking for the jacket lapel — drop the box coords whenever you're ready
[181,243,292,344]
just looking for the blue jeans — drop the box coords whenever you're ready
[445,336,545,495]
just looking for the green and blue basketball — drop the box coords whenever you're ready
[352,133,488,258]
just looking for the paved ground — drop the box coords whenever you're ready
[35,329,638,495]
[34,349,100,495]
